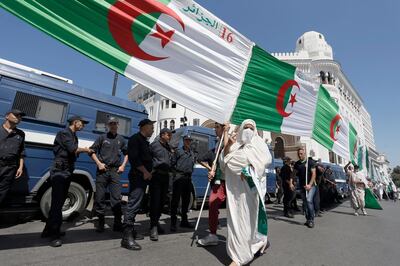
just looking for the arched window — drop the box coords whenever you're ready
[274,137,285,159]
[163,120,168,128]
[170,120,175,130]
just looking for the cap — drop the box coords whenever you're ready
[107,117,119,124]
[160,128,174,135]
[6,109,26,117]
[138,118,155,127]
[183,135,192,140]
[67,115,89,124]
[282,156,291,162]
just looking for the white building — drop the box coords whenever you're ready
[128,31,388,173]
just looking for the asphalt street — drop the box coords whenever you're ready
[0,199,399,266]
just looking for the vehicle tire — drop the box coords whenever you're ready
[40,182,87,220]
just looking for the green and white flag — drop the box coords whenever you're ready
[349,122,359,165]
[311,86,349,160]
[1,0,317,135]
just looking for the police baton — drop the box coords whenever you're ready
[190,133,225,246]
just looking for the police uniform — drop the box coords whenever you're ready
[91,130,127,228]
[124,131,153,227]
[43,116,89,244]
[149,129,173,233]
[0,112,25,205]
[170,138,196,229]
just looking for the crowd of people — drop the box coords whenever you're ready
[0,109,396,265]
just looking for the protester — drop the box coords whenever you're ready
[294,148,317,228]
[41,115,92,247]
[197,122,226,246]
[0,109,25,205]
[121,119,155,251]
[90,117,128,233]
[149,128,174,241]
[281,157,296,218]
[170,135,196,232]
[314,163,325,217]
[348,164,367,216]
[221,119,271,266]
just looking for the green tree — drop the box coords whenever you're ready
[391,166,400,187]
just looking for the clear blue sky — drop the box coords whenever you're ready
[0,0,398,167]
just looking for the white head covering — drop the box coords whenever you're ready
[228,119,272,177]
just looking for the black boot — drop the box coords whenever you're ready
[113,215,123,232]
[96,215,105,233]
[150,226,158,241]
[170,216,177,232]
[121,226,141,250]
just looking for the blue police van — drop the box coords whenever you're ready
[0,59,147,219]
[170,126,276,208]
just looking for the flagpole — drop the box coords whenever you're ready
[190,133,225,246]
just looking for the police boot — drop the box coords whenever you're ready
[121,226,141,251]
[96,215,105,233]
[150,226,158,241]
[170,216,177,232]
[113,215,123,232]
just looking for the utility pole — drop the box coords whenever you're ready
[112,71,118,96]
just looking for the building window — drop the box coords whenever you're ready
[172,102,176,108]
[95,111,131,136]
[193,118,200,126]
[12,91,67,124]
[165,100,170,109]
[161,100,164,110]
[163,120,168,128]
[170,120,175,130]
[149,106,153,116]
[274,137,285,159]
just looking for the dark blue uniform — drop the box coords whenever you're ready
[149,139,173,228]
[44,127,78,237]
[0,125,25,204]
[170,147,196,225]
[124,132,153,226]
[90,132,127,217]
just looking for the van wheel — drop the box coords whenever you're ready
[40,182,87,220]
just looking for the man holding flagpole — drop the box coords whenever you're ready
[294,148,317,228]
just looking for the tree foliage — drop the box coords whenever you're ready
[391,166,400,187]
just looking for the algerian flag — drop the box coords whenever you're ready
[311,86,349,160]
[349,122,359,165]
[1,0,317,135]
[358,145,364,171]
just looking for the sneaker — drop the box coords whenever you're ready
[306,221,314,228]
[197,234,219,246]
[354,212,359,216]
[361,209,367,216]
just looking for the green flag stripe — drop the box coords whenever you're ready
[0,0,171,74]
[312,85,338,149]
[349,123,358,164]
[231,45,296,131]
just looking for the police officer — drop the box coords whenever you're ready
[149,128,173,241]
[41,115,92,247]
[0,109,26,205]
[90,117,128,233]
[121,118,155,251]
[170,135,195,232]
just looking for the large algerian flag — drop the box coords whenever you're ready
[0,0,317,135]
[349,122,359,165]
[311,86,349,160]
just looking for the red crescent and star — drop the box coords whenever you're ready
[108,0,185,61]
[330,114,342,141]
[276,79,300,117]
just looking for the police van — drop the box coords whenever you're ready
[0,58,147,219]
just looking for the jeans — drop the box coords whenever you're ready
[301,186,316,222]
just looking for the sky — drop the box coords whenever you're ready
[0,0,399,167]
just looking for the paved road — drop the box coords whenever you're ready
[0,200,399,266]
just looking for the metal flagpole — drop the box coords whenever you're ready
[190,133,225,246]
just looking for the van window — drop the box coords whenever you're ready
[190,133,209,156]
[12,91,67,124]
[95,111,131,136]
